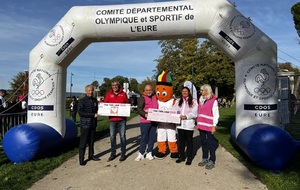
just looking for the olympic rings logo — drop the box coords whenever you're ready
[234,26,244,35]
[254,87,271,95]
[31,90,45,96]
[51,34,61,43]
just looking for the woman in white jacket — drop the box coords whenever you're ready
[174,87,198,165]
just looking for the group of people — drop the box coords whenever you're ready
[0,89,27,114]
[0,89,27,138]
[135,83,219,169]
[78,81,129,166]
[77,81,219,170]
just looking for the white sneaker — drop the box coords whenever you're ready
[135,152,144,161]
[146,152,154,160]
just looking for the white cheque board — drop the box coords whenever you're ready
[98,103,131,117]
[147,108,181,124]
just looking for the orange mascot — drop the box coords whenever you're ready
[155,70,179,159]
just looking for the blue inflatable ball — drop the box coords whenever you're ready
[63,118,78,145]
[3,119,77,163]
[231,123,296,171]
[294,140,300,150]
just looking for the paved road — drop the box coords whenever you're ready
[29,116,267,190]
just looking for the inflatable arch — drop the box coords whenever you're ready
[3,0,298,170]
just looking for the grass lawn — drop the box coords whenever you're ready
[0,111,137,190]
[215,108,300,190]
[0,108,300,190]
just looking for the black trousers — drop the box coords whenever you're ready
[79,127,96,163]
[70,111,77,122]
[177,128,194,159]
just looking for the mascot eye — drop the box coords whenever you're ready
[162,91,167,96]
[156,91,160,96]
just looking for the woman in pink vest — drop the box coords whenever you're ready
[135,84,158,161]
[197,84,219,170]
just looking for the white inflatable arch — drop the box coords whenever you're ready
[28,0,278,137]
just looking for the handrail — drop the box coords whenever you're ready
[0,112,27,139]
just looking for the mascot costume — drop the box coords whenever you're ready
[155,70,179,159]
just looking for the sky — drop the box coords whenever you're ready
[0,0,299,93]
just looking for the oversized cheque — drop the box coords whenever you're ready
[147,108,181,124]
[98,103,131,117]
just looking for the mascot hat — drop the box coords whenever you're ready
[156,70,172,86]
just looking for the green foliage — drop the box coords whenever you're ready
[278,62,300,74]
[99,77,112,96]
[216,108,300,190]
[91,80,99,89]
[156,39,235,98]
[0,111,137,190]
[137,77,156,94]
[9,71,29,99]
[129,78,139,92]
[99,75,141,95]
[291,2,300,40]
[2,108,300,190]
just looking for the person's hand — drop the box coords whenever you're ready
[211,126,216,134]
[180,115,187,120]
[94,114,99,118]
[145,113,148,119]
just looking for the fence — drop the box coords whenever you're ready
[0,112,27,140]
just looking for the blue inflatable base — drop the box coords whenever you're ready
[2,118,78,163]
[231,123,297,172]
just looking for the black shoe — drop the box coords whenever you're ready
[170,152,179,159]
[119,154,126,161]
[108,153,116,161]
[79,161,86,166]
[185,158,192,165]
[89,156,100,161]
[154,152,166,160]
[175,157,185,163]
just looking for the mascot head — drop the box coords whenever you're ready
[156,70,173,102]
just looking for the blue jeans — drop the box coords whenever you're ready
[139,122,157,154]
[199,129,219,163]
[110,120,126,154]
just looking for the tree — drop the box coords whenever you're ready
[155,39,235,98]
[9,70,29,99]
[138,77,156,93]
[291,2,300,43]
[91,80,99,89]
[156,38,200,96]
[98,76,139,96]
[99,77,112,96]
[197,40,235,98]
[129,78,139,92]
[278,62,300,74]
[111,75,129,90]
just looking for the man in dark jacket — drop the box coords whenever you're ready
[78,85,99,166]
[104,81,129,162]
